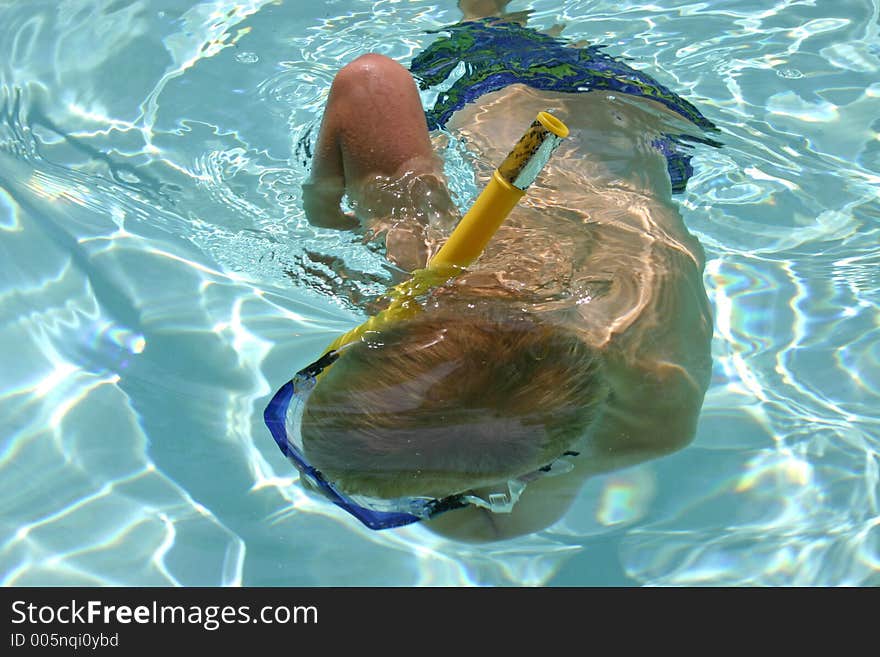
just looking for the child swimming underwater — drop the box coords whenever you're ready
[269,1,716,541]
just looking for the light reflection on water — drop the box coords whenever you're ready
[0,0,877,586]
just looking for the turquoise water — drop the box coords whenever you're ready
[0,0,877,586]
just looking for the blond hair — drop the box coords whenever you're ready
[301,313,606,498]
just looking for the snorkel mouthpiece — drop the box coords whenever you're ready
[430,111,569,269]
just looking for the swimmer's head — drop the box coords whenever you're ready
[300,313,607,500]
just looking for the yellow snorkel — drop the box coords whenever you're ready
[323,111,569,355]
[431,111,569,267]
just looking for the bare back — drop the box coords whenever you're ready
[443,85,712,394]
[423,86,713,540]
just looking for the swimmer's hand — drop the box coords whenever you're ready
[302,180,359,231]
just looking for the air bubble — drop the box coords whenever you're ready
[777,67,803,79]
[235,51,259,64]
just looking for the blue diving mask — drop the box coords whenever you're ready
[264,345,549,530]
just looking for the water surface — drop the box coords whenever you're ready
[0,0,877,586]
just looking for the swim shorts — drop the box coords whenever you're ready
[409,19,721,193]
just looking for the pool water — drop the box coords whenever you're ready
[1,0,877,586]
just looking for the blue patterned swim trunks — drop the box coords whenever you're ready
[410,19,721,193]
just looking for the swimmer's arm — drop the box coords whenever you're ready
[302,111,359,231]
[302,179,359,230]
[579,248,713,473]
[576,361,706,475]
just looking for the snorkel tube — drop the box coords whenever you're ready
[322,111,569,355]
[431,111,569,268]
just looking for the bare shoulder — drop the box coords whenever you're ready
[572,250,713,474]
